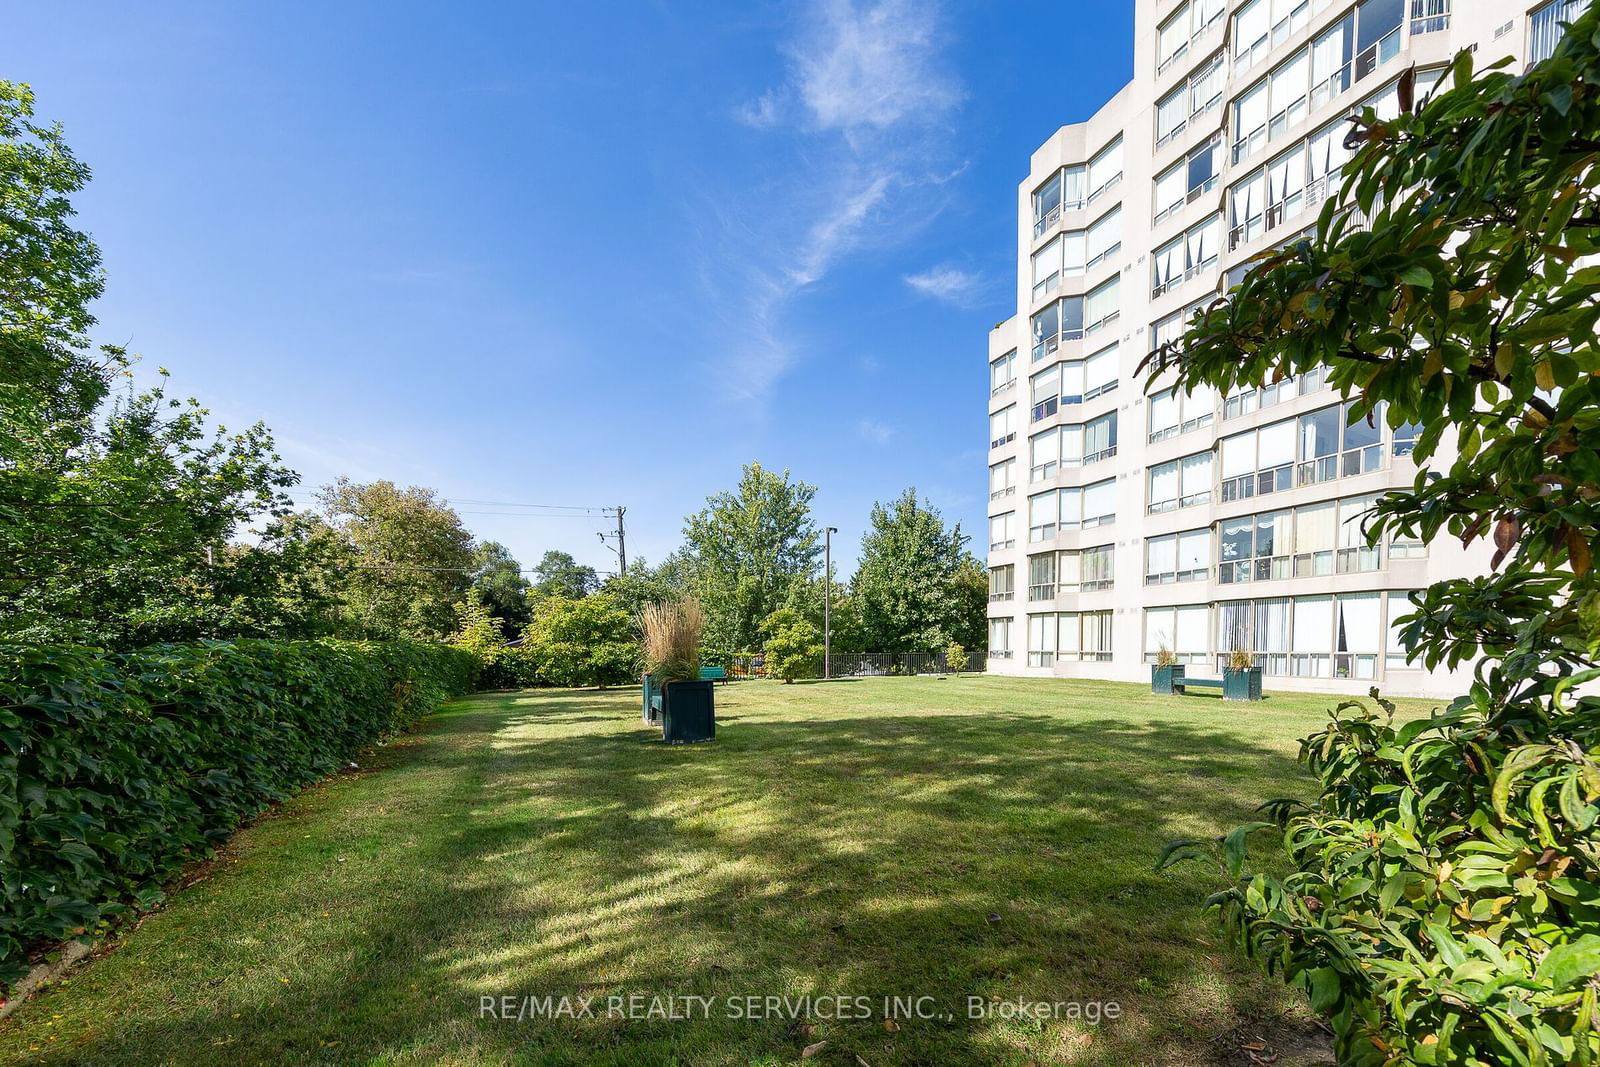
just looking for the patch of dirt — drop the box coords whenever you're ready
[1211,1020,1335,1066]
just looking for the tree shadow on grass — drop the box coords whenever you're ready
[9,686,1326,1067]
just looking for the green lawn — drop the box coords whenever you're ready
[1,676,1437,1066]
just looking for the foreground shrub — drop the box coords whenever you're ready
[761,607,822,683]
[0,639,474,986]
[1150,18,1600,1063]
[520,593,636,688]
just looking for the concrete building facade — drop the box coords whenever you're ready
[984,0,1580,697]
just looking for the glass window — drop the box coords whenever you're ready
[1149,460,1180,512]
[1312,15,1354,108]
[1177,529,1209,579]
[1385,591,1419,668]
[1159,2,1191,70]
[1029,427,1059,482]
[1149,388,1180,439]
[1293,594,1333,675]
[1232,80,1269,162]
[1081,543,1114,589]
[989,617,1012,657]
[1031,235,1062,300]
[1189,53,1224,115]
[1088,136,1123,200]
[1027,612,1057,666]
[1085,276,1120,333]
[1086,207,1122,266]
[1155,160,1187,220]
[1146,534,1178,583]
[988,564,1014,600]
[1181,451,1212,506]
[990,404,1015,447]
[1356,0,1404,82]
[1187,135,1218,194]
[1029,491,1058,543]
[1234,0,1270,69]
[1083,478,1116,526]
[1085,344,1118,396]
[1084,411,1118,462]
[1531,1,1592,66]
[1028,552,1057,601]
[989,511,1015,551]
[990,350,1016,393]
[1269,48,1311,138]
[1293,501,1336,576]
[990,458,1016,498]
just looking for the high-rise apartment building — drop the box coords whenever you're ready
[985,0,1581,697]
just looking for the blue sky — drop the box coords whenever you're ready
[4,0,1133,576]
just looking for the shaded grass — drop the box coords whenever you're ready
[0,677,1438,1065]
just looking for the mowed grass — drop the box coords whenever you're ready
[1,676,1438,1066]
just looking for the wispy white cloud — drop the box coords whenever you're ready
[903,264,983,305]
[857,418,894,444]
[703,0,965,404]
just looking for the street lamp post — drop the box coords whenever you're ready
[824,527,837,680]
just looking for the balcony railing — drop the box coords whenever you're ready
[1083,445,1118,465]
[1220,462,1293,502]
[988,590,1014,602]
[1028,583,1056,601]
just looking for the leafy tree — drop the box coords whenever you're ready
[470,541,531,628]
[1155,26,1600,1065]
[317,478,474,640]
[777,576,867,654]
[681,462,821,658]
[600,553,694,619]
[852,488,982,654]
[530,549,598,601]
[0,81,305,648]
[521,593,637,688]
[760,607,822,683]
[944,641,968,674]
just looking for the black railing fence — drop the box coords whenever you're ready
[726,652,987,680]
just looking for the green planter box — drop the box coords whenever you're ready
[1223,667,1263,701]
[1151,664,1186,694]
[661,679,716,744]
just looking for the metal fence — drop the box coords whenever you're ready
[727,652,986,680]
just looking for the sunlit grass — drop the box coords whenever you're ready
[0,676,1436,1065]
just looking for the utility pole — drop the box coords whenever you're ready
[824,527,837,680]
[616,505,626,574]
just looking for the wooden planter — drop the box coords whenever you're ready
[1222,667,1263,701]
[1151,663,1186,694]
[661,678,716,744]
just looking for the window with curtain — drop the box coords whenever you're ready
[1082,611,1113,659]
[1272,0,1311,41]
[1059,485,1084,529]
[1181,451,1213,506]
[1146,535,1179,583]
[1057,612,1083,658]
[1255,597,1290,672]
[1085,344,1118,396]
[1031,235,1062,300]
[1030,302,1059,360]
[1337,493,1381,572]
[1029,427,1058,482]
[1158,2,1191,70]
[1234,0,1270,67]
[1193,0,1226,31]
[1028,552,1056,601]
[1086,207,1122,266]
[1233,79,1270,163]
[1058,549,1083,592]
[1084,276,1120,332]
[1032,170,1062,235]
[990,404,1014,447]
[1256,510,1292,579]
[1154,160,1187,220]
[1084,412,1117,462]
[1060,358,1086,402]
[1269,48,1311,137]
[989,511,1015,550]
[988,565,1013,600]
[990,350,1016,392]
[1266,144,1308,224]
[1292,595,1333,675]
[1186,216,1220,273]
[1081,544,1114,589]
[1087,136,1123,199]
[990,458,1015,498]
[1028,491,1058,542]
[1176,605,1210,657]
[1059,424,1084,466]
[1149,461,1180,512]
[1145,608,1175,658]
[1531,1,1592,65]
[1031,364,1060,407]
[1218,600,1252,657]
[1152,235,1184,294]
[1083,478,1116,526]
[1293,501,1336,576]
[1027,613,1057,666]
[1220,514,1253,583]
[1298,404,1341,484]
[1189,53,1224,115]
[988,617,1012,657]
[1230,169,1267,247]
[1306,118,1352,196]
[1149,388,1180,440]
[1061,166,1086,211]
[1157,84,1187,146]
[1062,231,1086,276]
[1335,591,1381,677]
[1311,15,1354,107]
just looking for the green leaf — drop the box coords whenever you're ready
[1536,936,1600,991]
[1400,265,1434,288]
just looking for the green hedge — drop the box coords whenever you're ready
[0,639,475,985]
